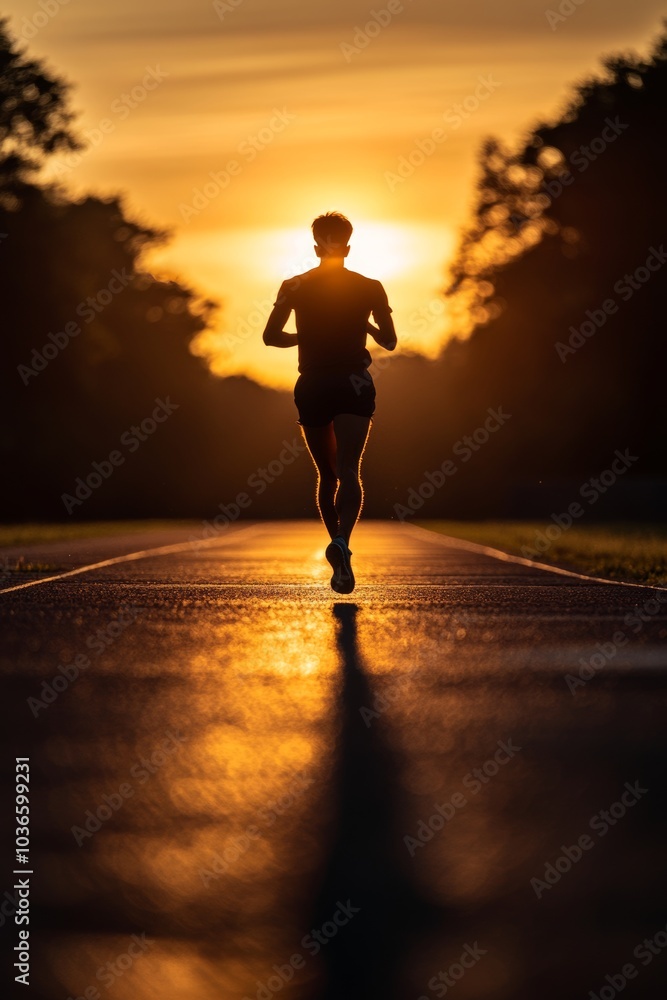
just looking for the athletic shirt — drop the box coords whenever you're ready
[274,266,392,374]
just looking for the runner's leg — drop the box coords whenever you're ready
[301,423,339,538]
[332,414,372,545]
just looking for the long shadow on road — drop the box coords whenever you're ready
[303,603,667,1000]
[306,603,442,999]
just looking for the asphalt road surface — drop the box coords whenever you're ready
[1,520,666,1000]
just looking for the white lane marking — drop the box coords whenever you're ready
[3,520,663,597]
[0,524,266,596]
[403,523,667,592]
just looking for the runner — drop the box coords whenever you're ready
[263,211,397,593]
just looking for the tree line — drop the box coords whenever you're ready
[2,18,665,521]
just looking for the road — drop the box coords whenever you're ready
[1,520,666,1000]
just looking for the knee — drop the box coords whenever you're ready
[337,464,360,485]
[319,468,338,486]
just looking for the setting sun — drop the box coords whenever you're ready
[20,0,661,392]
[272,220,418,280]
[148,219,457,388]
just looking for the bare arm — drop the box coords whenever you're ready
[367,310,397,351]
[262,297,298,348]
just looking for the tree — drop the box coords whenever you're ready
[432,20,667,514]
[0,16,81,189]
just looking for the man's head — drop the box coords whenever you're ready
[312,211,353,260]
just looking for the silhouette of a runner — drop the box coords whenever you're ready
[263,212,397,593]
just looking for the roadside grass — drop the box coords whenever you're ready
[0,520,197,549]
[414,521,667,588]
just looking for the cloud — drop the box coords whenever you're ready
[30,0,667,41]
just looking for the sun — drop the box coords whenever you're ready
[148,219,457,390]
[267,220,418,284]
[343,221,417,280]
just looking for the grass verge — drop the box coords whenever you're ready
[414,521,667,588]
[0,520,197,549]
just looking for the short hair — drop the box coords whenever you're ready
[311,211,353,254]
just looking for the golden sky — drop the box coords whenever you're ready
[7,0,665,388]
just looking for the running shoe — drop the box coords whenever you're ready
[325,536,355,594]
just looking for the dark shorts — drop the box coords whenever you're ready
[294,369,376,427]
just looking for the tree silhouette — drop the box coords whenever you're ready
[2,17,665,522]
[424,20,667,515]
[0,19,311,521]
[0,16,81,189]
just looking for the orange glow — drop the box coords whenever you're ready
[148,220,457,388]
[18,0,661,389]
